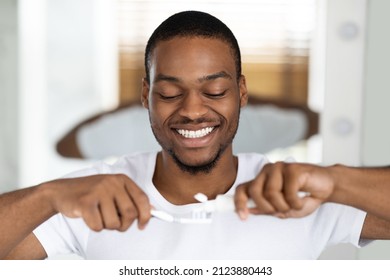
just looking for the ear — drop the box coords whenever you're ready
[141,78,150,109]
[238,75,248,108]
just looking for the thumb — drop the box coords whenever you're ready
[282,197,321,218]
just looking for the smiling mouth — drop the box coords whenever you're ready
[176,127,215,138]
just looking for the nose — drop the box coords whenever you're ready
[178,92,208,120]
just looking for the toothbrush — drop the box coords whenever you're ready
[151,191,310,224]
[150,194,254,224]
[150,209,212,224]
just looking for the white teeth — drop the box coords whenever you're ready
[177,127,214,138]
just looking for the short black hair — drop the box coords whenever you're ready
[144,11,242,83]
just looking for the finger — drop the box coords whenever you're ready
[79,199,104,231]
[262,165,291,213]
[131,189,151,230]
[121,175,151,230]
[281,196,321,218]
[283,165,305,210]
[98,196,122,230]
[234,183,251,220]
[247,174,276,215]
[114,191,138,232]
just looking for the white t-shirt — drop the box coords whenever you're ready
[33,152,366,260]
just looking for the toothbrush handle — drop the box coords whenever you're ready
[215,192,309,212]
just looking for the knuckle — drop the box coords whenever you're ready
[284,163,298,175]
[247,183,259,193]
[122,206,138,220]
[263,189,283,202]
[263,163,273,170]
[88,222,103,232]
[279,205,290,213]
[234,184,247,196]
[262,207,276,215]
[286,194,303,210]
[92,174,109,186]
[137,190,149,204]
[105,174,121,186]
[263,189,277,200]
[78,196,95,208]
[104,220,121,230]
[116,173,130,184]
[274,161,284,168]
[236,182,248,190]
[138,210,151,222]
[118,224,132,232]
[98,174,122,189]
[284,192,297,202]
[287,197,303,209]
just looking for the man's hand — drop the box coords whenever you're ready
[234,162,335,219]
[44,174,151,231]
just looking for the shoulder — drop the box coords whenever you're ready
[114,151,157,171]
[237,153,269,166]
[236,153,269,181]
[62,152,158,179]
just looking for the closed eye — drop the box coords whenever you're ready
[157,93,182,100]
[204,90,227,98]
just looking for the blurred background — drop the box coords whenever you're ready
[0,0,389,259]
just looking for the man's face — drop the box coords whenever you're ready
[142,36,247,173]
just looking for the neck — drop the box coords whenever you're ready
[153,149,238,205]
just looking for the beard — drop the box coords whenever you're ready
[167,143,224,175]
[149,108,241,175]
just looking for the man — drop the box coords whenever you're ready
[54,96,318,160]
[1,11,390,260]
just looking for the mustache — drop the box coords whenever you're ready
[169,117,220,125]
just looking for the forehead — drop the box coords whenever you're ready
[149,37,236,82]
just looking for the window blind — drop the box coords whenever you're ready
[117,0,316,63]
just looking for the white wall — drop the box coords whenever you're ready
[18,0,49,187]
[358,0,390,260]
[315,0,390,259]
[362,0,390,164]
[0,0,19,192]
[0,0,117,191]
[314,0,367,259]
[320,0,367,166]
[16,0,118,188]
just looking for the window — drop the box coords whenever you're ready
[117,0,316,104]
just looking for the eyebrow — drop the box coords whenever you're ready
[198,71,233,82]
[154,71,233,84]
[154,74,182,83]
